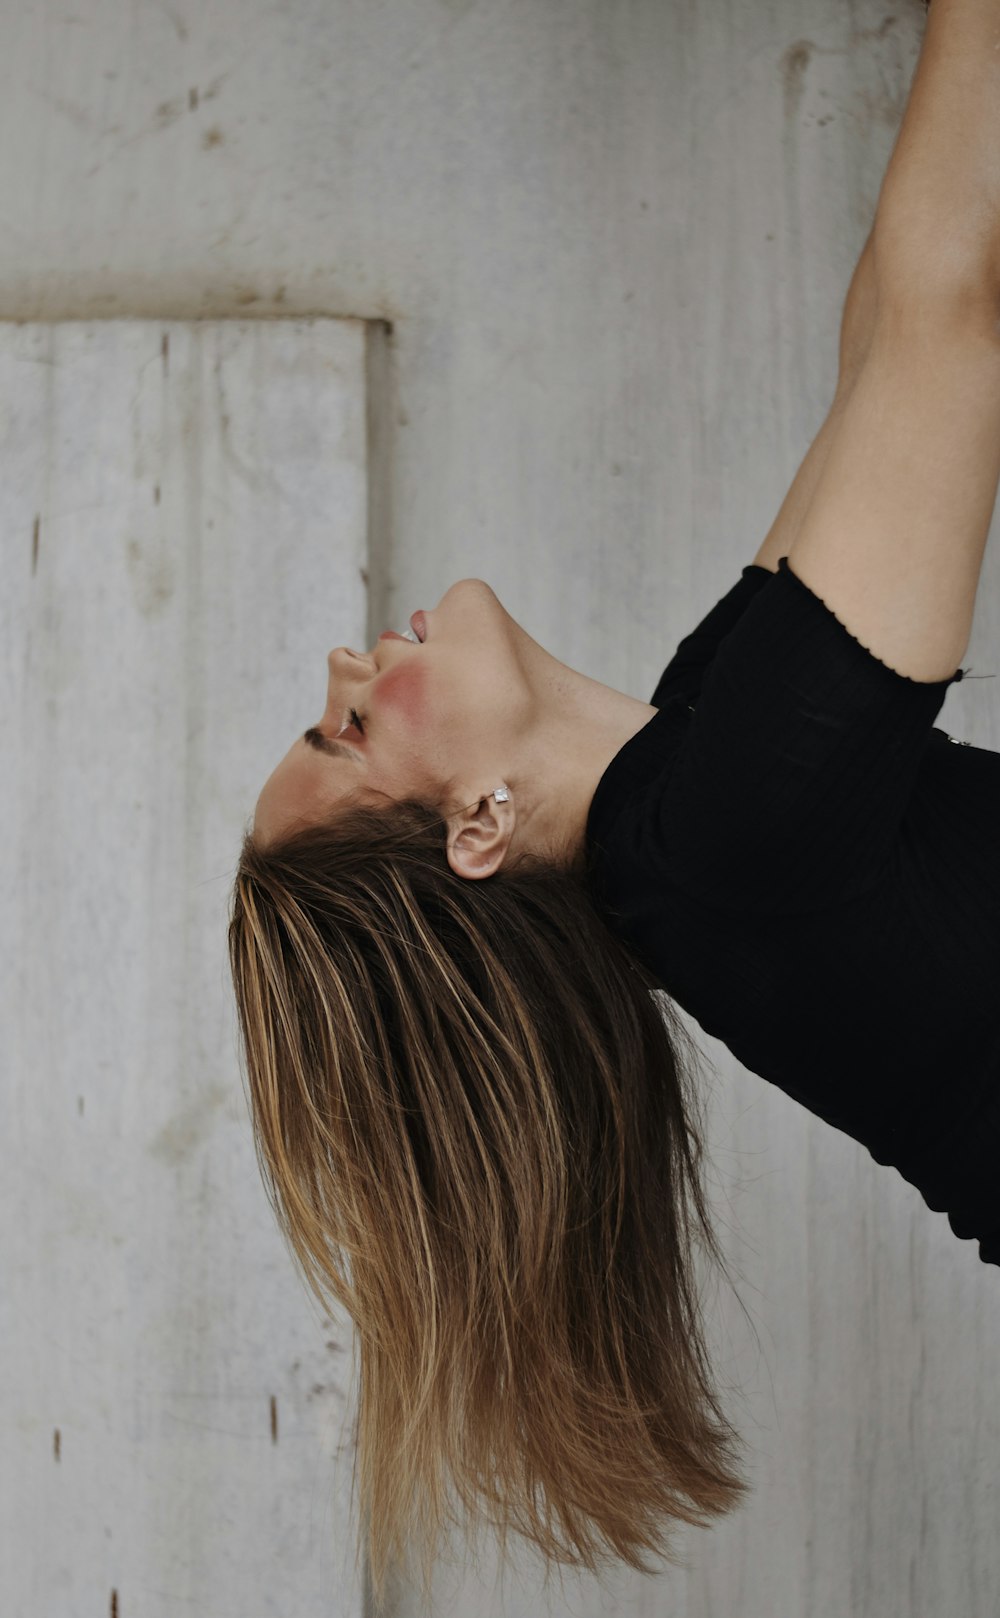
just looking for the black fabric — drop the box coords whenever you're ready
[585,555,1000,1267]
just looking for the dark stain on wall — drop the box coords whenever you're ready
[781,38,813,127]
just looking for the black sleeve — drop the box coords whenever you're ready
[651,564,778,708]
[651,555,965,914]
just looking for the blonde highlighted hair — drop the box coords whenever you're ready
[227,796,748,1607]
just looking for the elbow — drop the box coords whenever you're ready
[872,199,1000,336]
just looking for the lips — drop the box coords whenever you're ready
[378,611,427,644]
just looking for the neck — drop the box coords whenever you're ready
[516,656,659,868]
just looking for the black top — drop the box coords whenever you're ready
[585,555,1000,1267]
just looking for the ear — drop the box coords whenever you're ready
[446,791,515,881]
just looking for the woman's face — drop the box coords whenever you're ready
[253,579,536,846]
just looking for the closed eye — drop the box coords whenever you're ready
[302,728,362,763]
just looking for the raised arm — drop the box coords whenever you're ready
[874,0,1000,309]
[763,0,1000,680]
[754,0,1000,597]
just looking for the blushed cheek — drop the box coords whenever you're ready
[377,659,429,732]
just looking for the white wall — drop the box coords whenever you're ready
[2,2,998,1615]
[0,317,371,1617]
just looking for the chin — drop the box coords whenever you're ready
[437,579,530,653]
[442,577,499,603]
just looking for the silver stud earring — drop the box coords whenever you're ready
[493,785,509,802]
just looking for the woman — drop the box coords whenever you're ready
[229,1,1000,1604]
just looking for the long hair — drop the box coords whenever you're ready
[227,794,749,1607]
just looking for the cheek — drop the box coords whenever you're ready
[377,659,430,731]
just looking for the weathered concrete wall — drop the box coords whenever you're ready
[2,2,997,1615]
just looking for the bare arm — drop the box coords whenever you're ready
[751,0,1000,686]
[784,302,1000,682]
[780,0,1000,683]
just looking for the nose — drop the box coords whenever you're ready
[326,645,377,674]
[325,645,377,709]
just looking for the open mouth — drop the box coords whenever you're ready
[378,612,427,645]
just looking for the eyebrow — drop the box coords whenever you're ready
[302,727,362,763]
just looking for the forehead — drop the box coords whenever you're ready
[253,740,368,845]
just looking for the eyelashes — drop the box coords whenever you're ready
[334,706,365,740]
